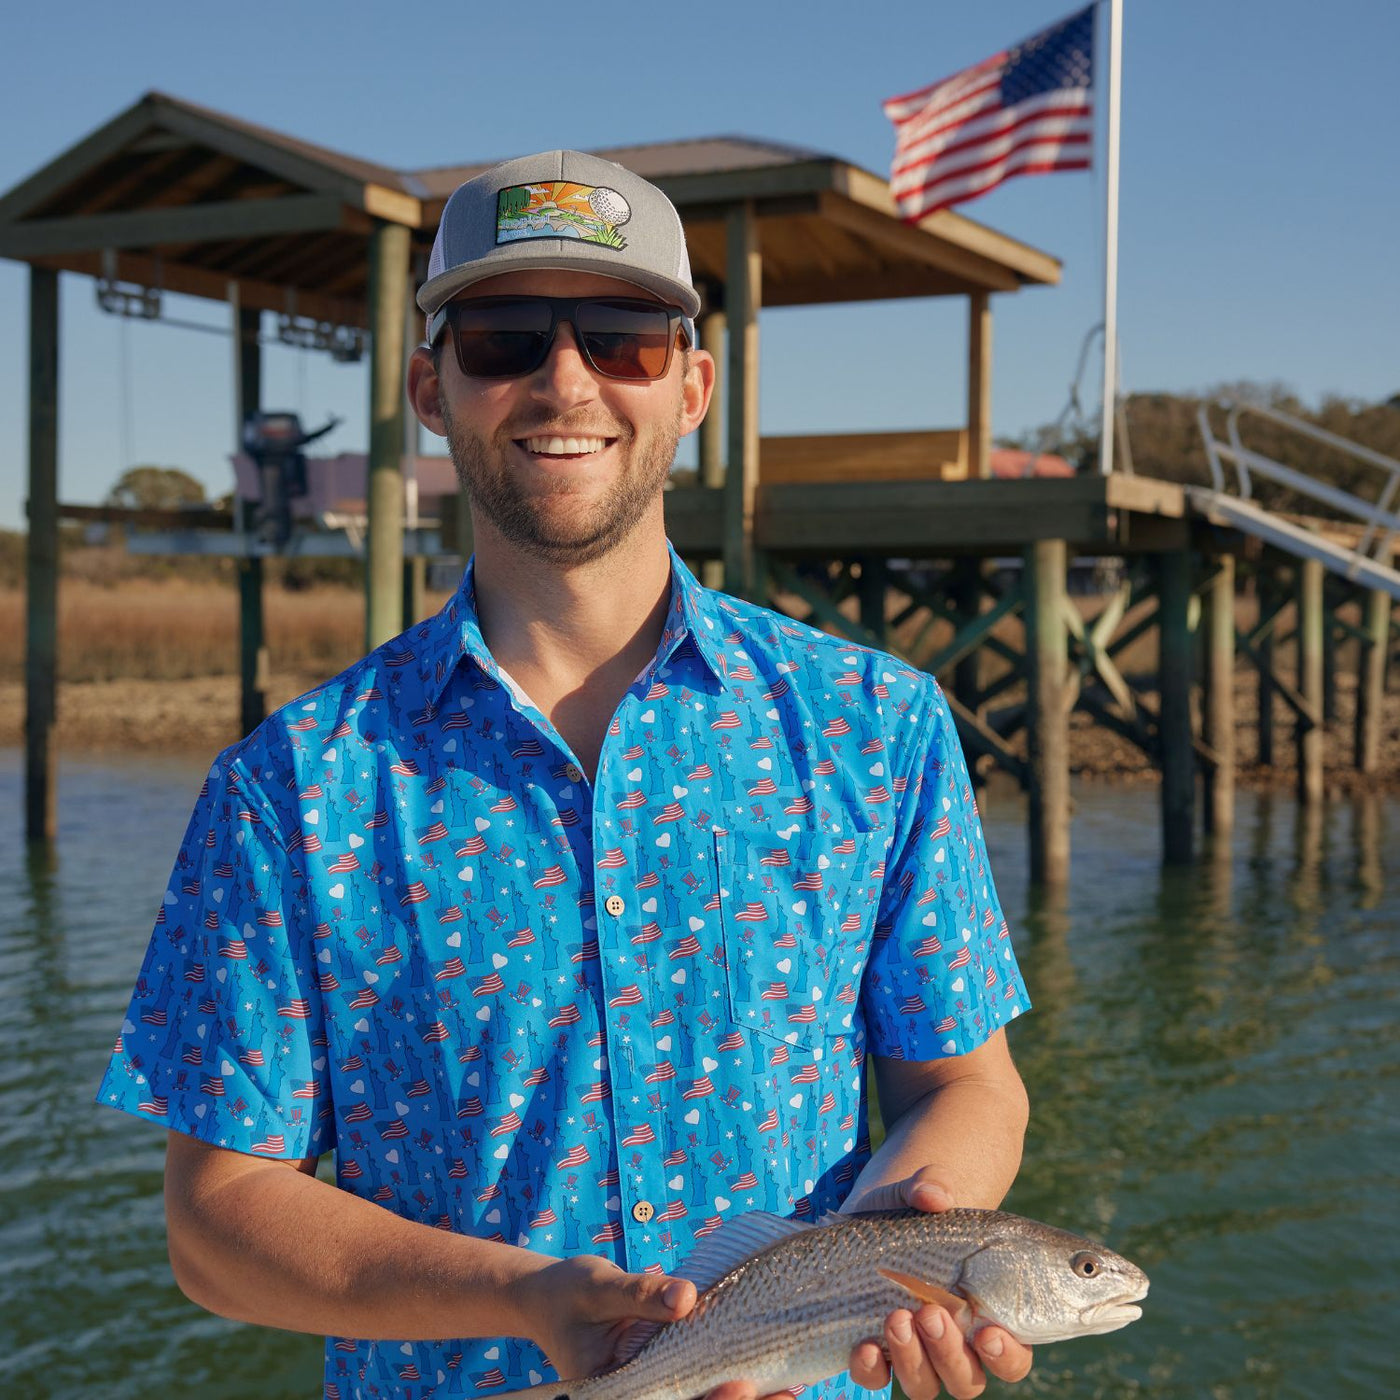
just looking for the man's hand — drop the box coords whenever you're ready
[841,1170,1034,1399]
[518,1254,696,1381]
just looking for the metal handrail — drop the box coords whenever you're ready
[1197,400,1400,564]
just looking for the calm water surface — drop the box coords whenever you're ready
[2,749,1395,1398]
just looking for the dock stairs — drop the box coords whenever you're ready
[1193,399,1400,600]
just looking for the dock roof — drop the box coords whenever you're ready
[0,90,1060,325]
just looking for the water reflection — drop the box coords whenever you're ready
[2,753,1397,1399]
[1352,793,1385,906]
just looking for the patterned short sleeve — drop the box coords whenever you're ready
[96,755,333,1159]
[861,683,1030,1059]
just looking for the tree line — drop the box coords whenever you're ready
[1008,382,1400,518]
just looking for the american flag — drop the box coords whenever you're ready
[884,4,1095,221]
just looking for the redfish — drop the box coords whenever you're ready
[508,1207,1148,1400]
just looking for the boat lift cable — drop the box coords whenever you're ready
[1038,323,1133,475]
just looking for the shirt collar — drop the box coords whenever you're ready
[421,540,736,709]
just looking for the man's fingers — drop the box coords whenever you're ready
[914,1306,986,1400]
[703,1383,757,1400]
[847,1339,890,1390]
[974,1328,1033,1383]
[905,1175,955,1213]
[885,1309,940,1400]
[614,1270,696,1322]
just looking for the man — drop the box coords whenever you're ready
[99,150,1034,1400]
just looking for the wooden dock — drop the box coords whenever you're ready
[8,95,1396,878]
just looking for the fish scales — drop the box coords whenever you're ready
[507,1209,1149,1400]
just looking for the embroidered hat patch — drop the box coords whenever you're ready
[495,180,632,250]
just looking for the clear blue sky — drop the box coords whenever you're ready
[1,0,1396,530]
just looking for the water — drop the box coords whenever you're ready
[2,748,1396,1398]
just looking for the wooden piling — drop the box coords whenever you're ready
[1202,555,1235,841]
[1257,570,1275,766]
[723,203,761,602]
[1355,587,1391,773]
[857,558,888,647]
[697,303,726,591]
[1025,539,1070,885]
[1158,548,1195,864]
[365,219,410,650]
[951,560,988,718]
[234,299,267,738]
[1322,583,1339,723]
[24,266,59,845]
[1296,558,1325,805]
[967,291,992,480]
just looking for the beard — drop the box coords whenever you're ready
[440,390,683,567]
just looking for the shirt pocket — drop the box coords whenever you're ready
[714,823,884,1050]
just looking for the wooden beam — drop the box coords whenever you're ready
[1355,589,1392,773]
[57,501,233,529]
[0,101,160,222]
[1202,556,1236,841]
[768,562,884,652]
[25,267,59,845]
[750,266,972,307]
[816,190,1019,292]
[71,145,207,217]
[0,193,353,258]
[945,693,1028,787]
[723,201,761,600]
[1296,558,1325,805]
[832,165,1062,285]
[662,486,724,557]
[365,219,411,649]
[923,578,1024,677]
[756,477,1124,553]
[28,247,368,328]
[1025,539,1070,885]
[155,101,410,216]
[1236,636,1320,727]
[655,160,837,208]
[363,183,422,227]
[967,291,992,478]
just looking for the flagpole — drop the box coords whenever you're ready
[1098,0,1123,476]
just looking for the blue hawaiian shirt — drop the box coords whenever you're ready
[99,541,1029,1400]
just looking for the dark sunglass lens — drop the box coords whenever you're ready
[451,300,552,377]
[577,301,674,379]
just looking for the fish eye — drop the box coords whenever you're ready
[1071,1251,1103,1278]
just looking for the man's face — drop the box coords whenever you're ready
[412,269,713,567]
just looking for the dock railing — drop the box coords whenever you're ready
[1198,399,1400,566]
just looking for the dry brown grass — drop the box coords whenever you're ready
[0,580,450,684]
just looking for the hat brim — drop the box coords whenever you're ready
[418,246,702,321]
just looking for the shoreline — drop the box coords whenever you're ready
[3,670,1395,795]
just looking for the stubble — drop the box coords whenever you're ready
[440,390,684,567]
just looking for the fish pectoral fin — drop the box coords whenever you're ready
[876,1269,974,1330]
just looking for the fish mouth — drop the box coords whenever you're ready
[1080,1287,1148,1335]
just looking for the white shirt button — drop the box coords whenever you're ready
[565,763,584,783]
[604,894,626,917]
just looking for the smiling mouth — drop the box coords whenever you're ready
[517,434,615,459]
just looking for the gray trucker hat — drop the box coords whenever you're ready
[418,149,701,339]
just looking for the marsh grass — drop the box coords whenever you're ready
[0,581,449,684]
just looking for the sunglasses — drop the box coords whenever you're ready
[429,295,694,382]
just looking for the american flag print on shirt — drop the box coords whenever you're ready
[97,542,1029,1400]
[885,4,1095,221]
